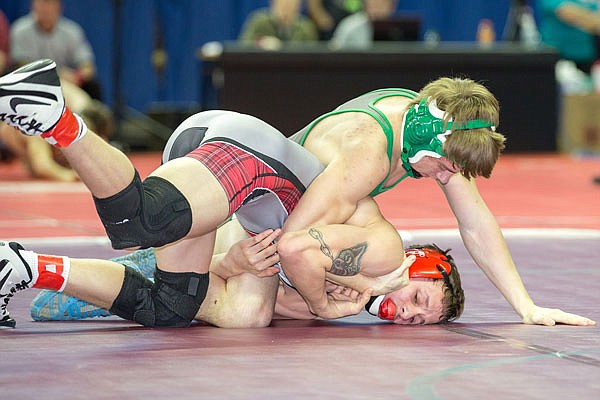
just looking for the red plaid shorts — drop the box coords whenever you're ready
[187,141,303,215]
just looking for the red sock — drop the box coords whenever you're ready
[32,254,71,292]
[41,107,86,148]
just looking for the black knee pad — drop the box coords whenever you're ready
[109,267,209,328]
[93,171,192,249]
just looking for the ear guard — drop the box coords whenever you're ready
[365,247,454,320]
[404,247,451,280]
[401,98,495,178]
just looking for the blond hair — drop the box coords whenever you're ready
[411,77,506,179]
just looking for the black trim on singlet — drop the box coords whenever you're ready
[241,188,269,205]
[167,127,207,160]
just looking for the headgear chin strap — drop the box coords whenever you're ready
[401,98,496,177]
[365,247,454,320]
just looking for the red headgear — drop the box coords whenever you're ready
[406,247,452,280]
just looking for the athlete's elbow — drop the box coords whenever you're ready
[277,231,310,268]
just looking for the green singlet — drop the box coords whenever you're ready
[288,88,418,196]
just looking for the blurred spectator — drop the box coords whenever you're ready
[0,82,113,181]
[10,0,103,99]
[537,0,600,73]
[307,0,363,40]
[0,10,9,75]
[330,0,397,49]
[0,125,79,182]
[537,1,600,185]
[239,0,318,50]
[503,0,540,46]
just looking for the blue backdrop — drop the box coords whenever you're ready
[1,0,518,113]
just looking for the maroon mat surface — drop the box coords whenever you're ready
[1,232,598,399]
[1,153,599,399]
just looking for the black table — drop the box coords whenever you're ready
[216,42,560,152]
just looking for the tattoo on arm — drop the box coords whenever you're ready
[308,228,367,276]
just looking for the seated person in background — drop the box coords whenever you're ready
[0,80,113,181]
[307,0,364,40]
[330,0,397,49]
[239,0,319,50]
[10,0,103,99]
[0,124,79,181]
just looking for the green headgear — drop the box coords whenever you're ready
[401,98,495,177]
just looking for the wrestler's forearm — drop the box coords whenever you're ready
[280,259,328,315]
[443,176,535,316]
[273,284,317,320]
[325,273,373,293]
[278,222,396,317]
[460,219,534,316]
[283,157,381,231]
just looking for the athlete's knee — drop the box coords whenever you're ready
[93,170,192,249]
[109,267,209,328]
[244,301,274,328]
[229,292,274,328]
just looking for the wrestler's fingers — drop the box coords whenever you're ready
[251,228,275,243]
[258,241,279,259]
[256,266,281,278]
[343,287,359,300]
[356,288,374,309]
[325,281,341,292]
[399,255,416,273]
[524,307,596,326]
[252,228,281,249]
[254,253,280,271]
[549,311,596,326]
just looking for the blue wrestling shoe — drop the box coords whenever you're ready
[30,248,157,321]
[30,290,112,321]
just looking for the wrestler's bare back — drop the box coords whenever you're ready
[301,96,413,185]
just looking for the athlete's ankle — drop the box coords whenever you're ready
[41,107,88,148]
[23,251,72,291]
[34,254,71,291]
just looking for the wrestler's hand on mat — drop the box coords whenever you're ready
[312,288,373,320]
[220,229,281,278]
[521,304,596,326]
[367,255,415,296]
